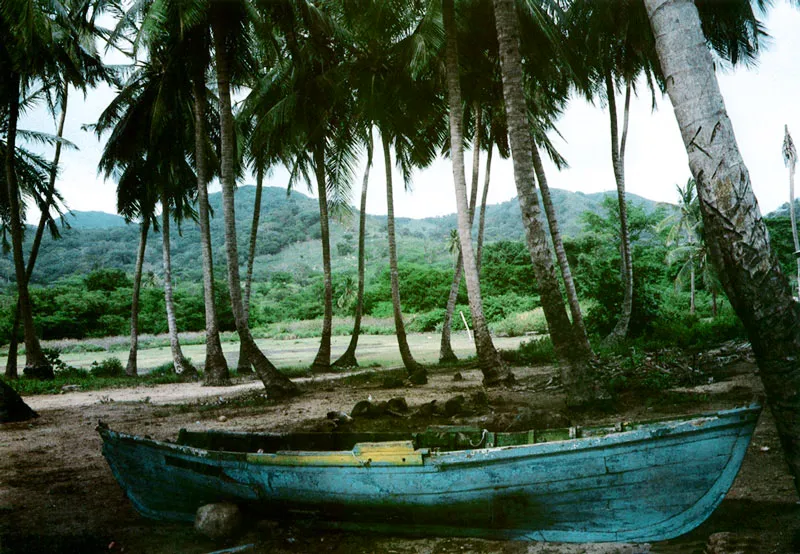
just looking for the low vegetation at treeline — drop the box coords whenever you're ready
[6,194,789,382]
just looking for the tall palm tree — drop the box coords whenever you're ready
[491,0,593,404]
[784,125,799,298]
[1,0,106,379]
[661,179,704,314]
[210,0,297,398]
[644,0,800,494]
[442,0,512,385]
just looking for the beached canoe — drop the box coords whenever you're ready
[98,404,760,543]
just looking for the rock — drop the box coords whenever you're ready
[350,400,388,418]
[61,384,81,393]
[194,502,243,540]
[414,400,440,417]
[350,400,372,418]
[470,390,489,409]
[326,411,353,424]
[444,395,466,417]
[217,415,228,422]
[387,397,408,414]
[452,372,464,382]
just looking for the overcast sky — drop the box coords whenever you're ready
[17,1,800,223]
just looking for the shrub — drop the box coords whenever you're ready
[90,357,124,377]
[501,337,556,365]
[490,308,548,337]
[406,309,446,333]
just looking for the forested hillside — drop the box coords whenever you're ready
[0,185,669,288]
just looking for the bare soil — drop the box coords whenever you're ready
[1,358,798,554]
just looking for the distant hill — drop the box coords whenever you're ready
[64,210,128,230]
[0,185,673,288]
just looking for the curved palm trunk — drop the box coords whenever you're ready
[126,217,150,377]
[160,185,197,379]
[311,141,334,372]
[236,166,264,374]
[212,13,297,398]
[476,141,493,274]
[605,76,634,343]
[333,133,373,369]
[443,0,513,386]
[193,76,230,386]
[646,0,800,494]
[440,102,483,364]
[382,132,425,381]
[5,83,68,379]
[492,0,592,402]
[531,142,591,349]
[4,72,51,380]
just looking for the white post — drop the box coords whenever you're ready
[459,310,473,343]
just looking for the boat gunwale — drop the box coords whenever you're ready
[98,404,761,469]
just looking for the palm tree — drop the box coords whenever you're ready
[0,0,107,380]
[210,0,297,398]
[491,0,594,403]
[237,163,264,374]
[442,0,512,385]
[661,179,704,314]
[784,125,799,298]
[644,0,800,495]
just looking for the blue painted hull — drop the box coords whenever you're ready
[99,405,760,542]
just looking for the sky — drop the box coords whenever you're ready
[16,1,800,223]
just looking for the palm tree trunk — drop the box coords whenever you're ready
[4,72,51,380]
[333,131,373,369]
[443,0,513,386]
[211,12,297,398]
[193,75,230,386]
[126,217,150,377]
[605,75,634,343]
[476,141,493,274]
[5,82,68,379]
[646,0,800,494]
[382,132,425,381]
[160,184,197,379]
[492,0,593,402]
[690,261,696,315]
[788,158,800,298]
[531,141,591,350]
[237,165,264,374]
[311,140,333,372]
[712,288,718,317]
[440,102,482,363]
[0,378,37,423]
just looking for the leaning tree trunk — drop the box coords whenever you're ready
[237,165,264,374]
[440,101,483,364]
[211,12,297,398]
[193,75,230,386]
[126,217,150,377]
[159,185,197,379]
[531,142,591,350]
[605,75,634,344]
[310,140,333,373]
[5,82,68,379]
[382,132,425,381]
[333,131,373,369]
[443,0,513,386]
[4,72,52,380]
[646,0,800,495]
[476,139,493,274]
[492,0,593,402]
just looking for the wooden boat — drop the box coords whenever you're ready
[98,404,760,543]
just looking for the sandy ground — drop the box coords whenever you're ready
[2,357,799,554]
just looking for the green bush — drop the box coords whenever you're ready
[90,357,124,377]
[501,337,556,365]
[490,308,548,337]
[406,309,446,332]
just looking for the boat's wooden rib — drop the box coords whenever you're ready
[98,404,760,543]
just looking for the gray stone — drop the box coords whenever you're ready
[194,502,243,540]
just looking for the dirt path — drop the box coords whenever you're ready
[2,361,799,554]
